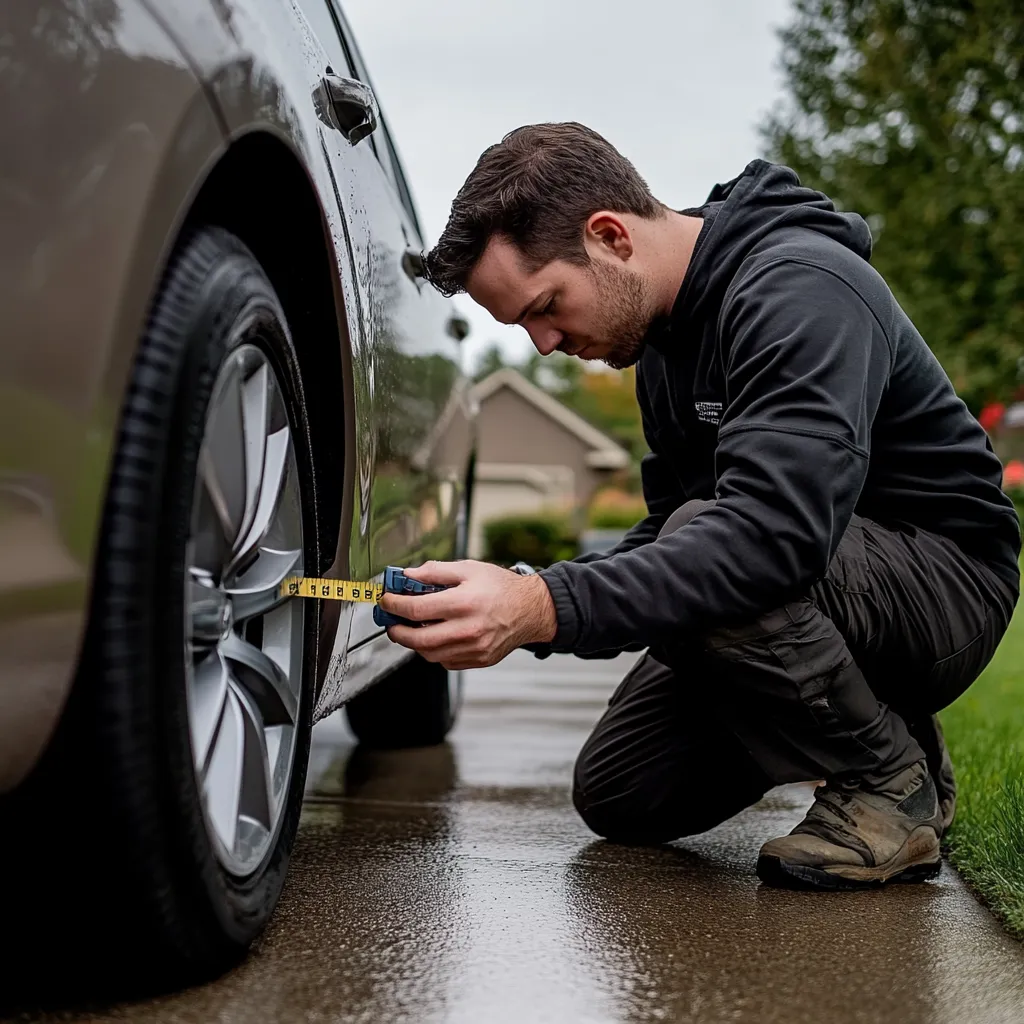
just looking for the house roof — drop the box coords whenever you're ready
[471,368,630,470]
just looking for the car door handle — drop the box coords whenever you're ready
[401,247,427,282]
[318,71,378,144]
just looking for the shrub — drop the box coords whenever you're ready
[587,489,647,530]
[483,512,578,568]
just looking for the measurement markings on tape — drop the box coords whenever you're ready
[280,576,385,603]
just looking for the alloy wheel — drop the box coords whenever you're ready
[185,342,305,877]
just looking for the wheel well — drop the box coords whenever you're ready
[186,133,347,571]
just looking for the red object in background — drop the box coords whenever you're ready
[979,402,1006,433]
[1003,460,1024,489]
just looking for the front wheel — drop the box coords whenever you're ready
[4,227,317,985]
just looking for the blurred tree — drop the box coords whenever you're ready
[563,367,646,461]
[521,348,583,394]
[472,343,512,382]
[472,343,581,392]
[764,0,1024,411]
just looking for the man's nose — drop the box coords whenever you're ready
[528,324,564,356]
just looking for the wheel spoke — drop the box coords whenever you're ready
[231,426,290,568]
[232,679,274,832]
[225,547,301,621]
[201,357,247,546]
[189,649,229,769]
[203,688,245,855]
[190,484,232,575]
[238,362,270,549]
[221,631,297,726]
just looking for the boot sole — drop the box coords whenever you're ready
[757,852,942,892]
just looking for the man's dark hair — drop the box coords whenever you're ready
[425,122,663,297]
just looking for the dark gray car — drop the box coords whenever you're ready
[0,0,475,980]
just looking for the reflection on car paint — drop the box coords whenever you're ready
[0,0,218,791]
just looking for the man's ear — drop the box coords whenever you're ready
[585,212,633,262]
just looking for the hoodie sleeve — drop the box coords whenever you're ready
[537,258,892,654]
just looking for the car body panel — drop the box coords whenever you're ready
[0,0,227,792]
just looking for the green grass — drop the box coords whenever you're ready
[940,593,1024,937]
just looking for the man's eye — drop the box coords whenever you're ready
[540,299,555,315]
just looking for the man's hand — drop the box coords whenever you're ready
[379,560,557,670]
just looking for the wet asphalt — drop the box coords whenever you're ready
[13,650,1024,1023]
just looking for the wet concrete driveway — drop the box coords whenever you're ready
[19,651,1024,1022]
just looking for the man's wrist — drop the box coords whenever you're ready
[521,573,557,644]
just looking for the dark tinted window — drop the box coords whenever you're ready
[301,0,353,76]
[329,3,423,236]
[378,122,423,240]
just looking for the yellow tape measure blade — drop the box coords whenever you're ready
[280,576,384,603]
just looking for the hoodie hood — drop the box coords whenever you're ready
[670,160,873,330]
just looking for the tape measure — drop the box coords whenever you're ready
[279,576,384,603]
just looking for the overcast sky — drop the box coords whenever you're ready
[343,0,794,368]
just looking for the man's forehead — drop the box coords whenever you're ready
[467,237,546,323]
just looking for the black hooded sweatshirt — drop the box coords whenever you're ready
[536,160,1021,656]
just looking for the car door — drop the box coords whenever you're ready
[299,1,472,646]
[291,0,380,657]
[329,6,473,644]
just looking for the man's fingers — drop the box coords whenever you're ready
[385,624,422,649]
[386,619,476,655]
[402,560,470,585]
[441,647,504,669]
[436,647,493,669]
[408,620,479,653]
[386,621,503,669]
[379,589,462,621]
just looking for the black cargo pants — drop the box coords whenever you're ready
[572,500,1018,844]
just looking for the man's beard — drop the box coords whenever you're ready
[586,260,658,369]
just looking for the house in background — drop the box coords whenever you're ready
[468,368,630,557]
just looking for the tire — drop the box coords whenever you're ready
[2,227,318,990]
[345,655,462,749]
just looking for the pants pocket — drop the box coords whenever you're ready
[926,609,999,713]
[768,628,877,732]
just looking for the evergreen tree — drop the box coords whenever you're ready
[764,0,1024,410]
[472,343,513,383]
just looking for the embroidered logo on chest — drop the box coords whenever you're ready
[694,400,723,426]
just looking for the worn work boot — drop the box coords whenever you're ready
[906,714,956,835]
[757,761,942,890]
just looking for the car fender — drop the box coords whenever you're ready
[0,0,227,793]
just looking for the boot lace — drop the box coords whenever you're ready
[798,784,861,844]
